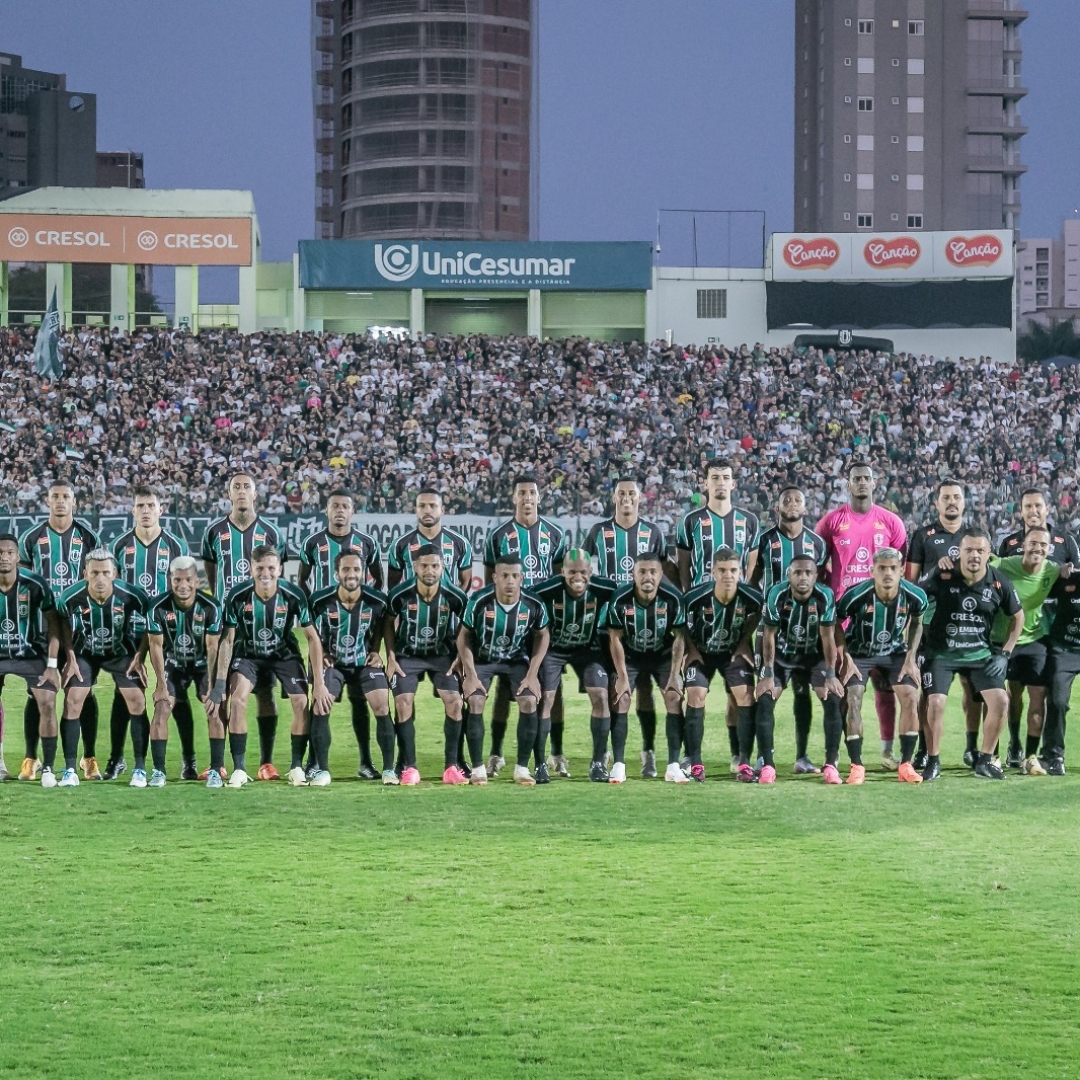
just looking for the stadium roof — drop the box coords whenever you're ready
[0,187,257,218]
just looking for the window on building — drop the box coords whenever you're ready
[907,214,924,229]
[858,97,874,111]
[844,57,852,66]
[858,20,874,34]
[857,213,873,228]
[907,174,924,190]
[857,134,874,150]
[909,20,924,36]
[843,212,852,221]
[844,173,852,182]
[908,58,925,75]
[844,134,852,143]
[857,173,874,189]
[697,289,728,319]
[907,135,924,151]
[858,57,874,74]
[907,97,924,113]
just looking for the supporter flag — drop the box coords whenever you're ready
[32,287,63,381]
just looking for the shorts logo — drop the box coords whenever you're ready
[962,597,977,612]
[685,666,698,681]
[922,672,933,688]
[139,573,154,588]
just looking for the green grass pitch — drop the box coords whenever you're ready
[2,676,1079,1079]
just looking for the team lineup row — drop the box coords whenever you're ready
[0,459,1075,789]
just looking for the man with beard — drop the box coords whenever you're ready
[387,489,473,591]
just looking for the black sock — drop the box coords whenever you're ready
[684,706,705,766]
[172,696,196,763]
[41,735,58,769]
[516,711,539,769]
[60,718,81,769]
[823,696,843,766]
[350,694,373,767]
[24,696,40,759]
[928,752,940,766]
[900,733,917,763]
[443,715,459,769]
[465,707,485,766]
[794,689,812,758]
[611,711,628,764]
[550,718,564,757]
[916,727,927,754]
[490,718,507,758]
[965,730,978,754]
[81,694,99,757]
[150,738,167,773]
[637,709,656,753]
[229,732,247,772]
[109,694,129,761]
[1008,718,1021,750]
[456,705,468,768]
[590,713,611,762]
[129,713,149,770]
[398,718,417,769]
[735,705,755,763]
[374,713,396,771]
[290,733,309,769]
[257,714,277,766]
[533,716,551,767]
[726,722,739,757]
[209,737,226,771]
[311,715,331,771]
[1026,734,1041,758]
[665,712,684,766]
[755,694,776,767]
[846,735,863,767]
[977,750,991,766]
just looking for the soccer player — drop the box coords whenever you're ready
[108,484,189,780]
[309,548,393,786]
[201,473,288,777]
[386,544,470,785]
[210,546,326,788]
[683,547,762,784]
[145,556,223,788]
[756,556,845,784]
[531,551,618,782]
[989,527,1061,774]
[482,475,566,775]
[607,553,689,783]
[57,550,151,788]
[816,460,907,770]
[1041,570,1080,774]
[387,489,473,591]
[0,534,63,787]
[18,479,101,779]
[997,488,1080,565]
[919,528,1024,781]
[457,554,549,786]
[836,549,927,784]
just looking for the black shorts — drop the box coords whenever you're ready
[683,651,754,693]
[391,654,460,696]
[166,665,210,700]
[230,656,308,697]
[774,658,832,691]
[539,648,609,693]
[68,654,143,690]
[622,650,674,693]
[1005,641,1049,688]
[922,654,1005,696]
[845,654,918,689]
[324,664,389,699]
[473,660,531,695]
[0,656,53,692]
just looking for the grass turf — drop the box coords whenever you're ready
[2,678,1078,1079]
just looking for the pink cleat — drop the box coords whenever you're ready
[758,765,777,784]
[442,765,468,785]
[400,766,421,786]
[823,763,842,785]
[736,763,756,783]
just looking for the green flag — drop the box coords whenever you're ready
[32,286,62,380]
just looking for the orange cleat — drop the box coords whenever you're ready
[257,763,280,781]
[846,764,866,785]
[897,761,923,784]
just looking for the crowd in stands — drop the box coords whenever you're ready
[0,324,1077,540]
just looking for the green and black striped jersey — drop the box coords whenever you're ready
[222,580,310,660]
[309,586,388,669]
[462,585,549,663]
[112,528,189,633]
[763,583,836,665]
[753,525,828,593]
[146,592,222,668]
[676,505,760,586]
[388,580,469,658]
[0,569,56,659]
[201,516,287,602]
[18,519,101,597]
[606,580,685,656]
[299,527,382,593]
[583,518,667,584]
[388,527,473,586]
[836,579,928,658]
[483,517,568,588]
[683,581,763,655]
[59,580,150,659]
[531,576,616,651]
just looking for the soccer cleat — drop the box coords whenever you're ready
[310,770,332,787]
[486,754,506,777]
[897,762,923,784]
[690,764,706,783]
[609,762,627,784]
[400,766,421,786]
[19,757,42,781]
[1021,755,1047,777]
[103,757,126,781]
[793,756,821,775]
[913,750,928,771]
[513,764,535,786]
[227,769,251,788]
[663,762,690,784]
[640,749,657,778]
[822,763,842,785]
[758,764,777,784]
[603,751,613,772]
[129,768,148,789]
[57,767,80,787]
[82,756,102,781]
[458,760,472,779]
[0,759,9,781]
[974,758,1005,780]
[680,755,692,772]
[736,763,757,784]
[880,752,900,772]
[304,763,319,783]
[148,769,167,788]
[729,755,740,774]
[206,770,224,789]
[442,765,468,785]
[921,759,941,782]
[180,760,199,781]
[468,764,488,786]
[589,761,609,783]
[40,766,58,789]
[287,766,308,787]
[1047,758,1066,776]
[846,764,866,785]
[549,754,570,778]
[962,748,976,768]
[534,762,551,785]
[1005,745,1024,770]
[357,763,380,781]
[257,763,280,781]
[381,769,400,786]
[199,766,228,782]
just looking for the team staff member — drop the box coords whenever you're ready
[836,549,927,784]
[997,488,1080,565]
[386,544,470,785]
[919,529,1024,781]
[146,557,223,788]
[683,547,762,784]
[387,489,473,591]
[1041,572,1080,774]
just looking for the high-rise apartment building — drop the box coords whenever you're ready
[313,0,535,241]
[794,0,1027,234]
[1017,220,1080,317]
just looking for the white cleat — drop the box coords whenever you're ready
[468,764,488,786]
[608,761,626,784]
[40,766,58,789]
[227,769,251,788]
[0,759,10,781]
[603,750,613,772]
[729,755,740,774]
[287,766,308,787]
[640,749,657,778]
[57,768,80,788]
[129,768,148,789]
[309,770,332,787]
[513,764,536,786]
[664,762,691,784]
[486,754,505,777]
[549,754,571,778]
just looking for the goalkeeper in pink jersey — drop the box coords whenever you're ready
[815,462,907,770]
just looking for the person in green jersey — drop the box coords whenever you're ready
[836,549,926,785]
[146,557,224,788]
[387,489,474,592]
[211,546,328,788]
[458,555,549,786]
[0,534,62,787]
